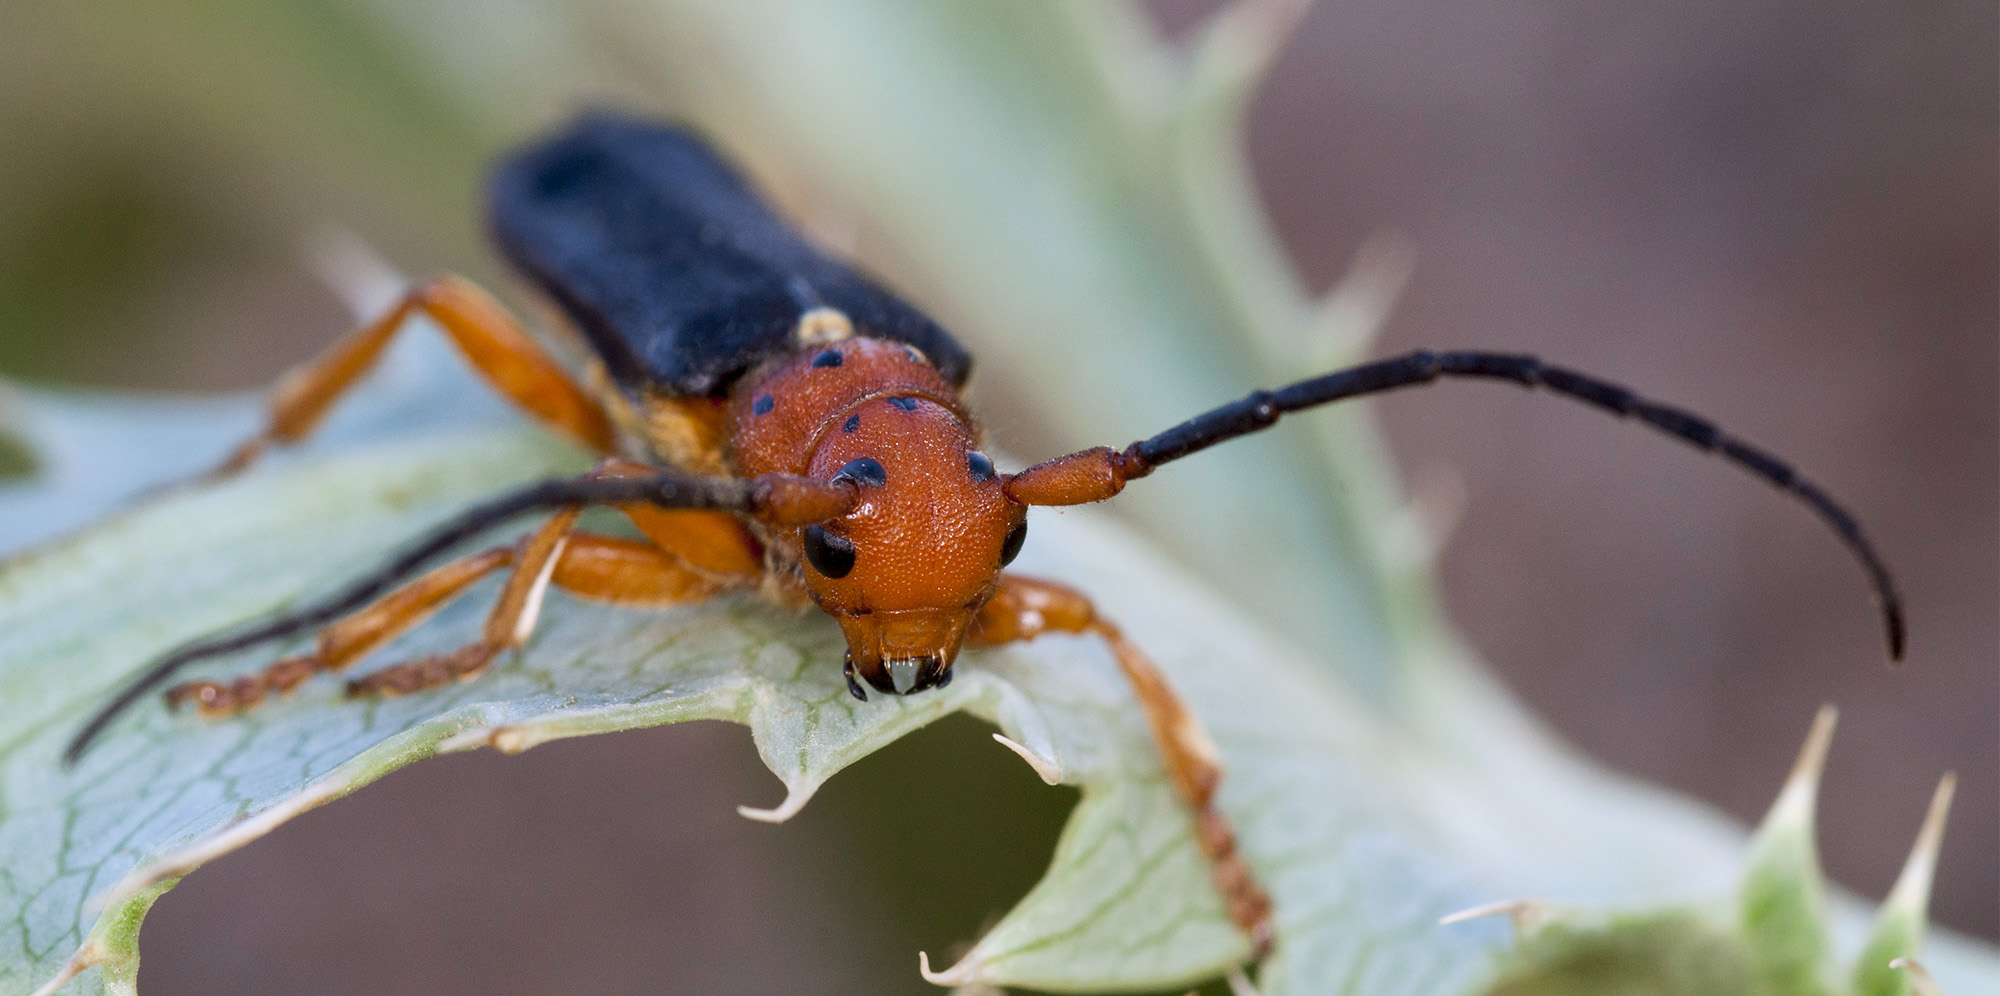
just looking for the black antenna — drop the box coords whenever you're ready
[1125,349,1904,660]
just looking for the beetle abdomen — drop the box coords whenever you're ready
[488,113,973,398]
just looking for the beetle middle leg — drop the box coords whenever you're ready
[205,274,617,480]
[968,574,1275,957]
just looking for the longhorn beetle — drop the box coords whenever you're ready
[65,113,1904,957]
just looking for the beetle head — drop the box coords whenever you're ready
[796,393,1026,698]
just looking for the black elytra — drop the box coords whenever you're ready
[489,114,973,396]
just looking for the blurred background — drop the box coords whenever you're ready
[0,0,1990,992]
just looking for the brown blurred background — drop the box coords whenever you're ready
[1,1,1991,992]
[1198,0,1998,943]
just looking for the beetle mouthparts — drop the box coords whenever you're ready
[875,655,944,695]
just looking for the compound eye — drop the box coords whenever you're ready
[802,524,856,578]
[967,451,996,483]
[999,517,1028,567]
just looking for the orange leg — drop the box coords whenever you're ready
[590,458,765,577]
[343,503,587,697]
[169,514,761,712]
[208,275,616,480]
[167,545,515,715]
[345,516,757,696]
[970,574,1275,957]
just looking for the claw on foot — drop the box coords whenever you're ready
[164,654,319,717]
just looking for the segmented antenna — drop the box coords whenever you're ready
[1128,349,1904,660]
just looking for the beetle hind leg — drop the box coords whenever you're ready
[203,275,617,483]
[968,574,1275,957]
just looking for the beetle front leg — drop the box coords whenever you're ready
[205,275,617,481]
[340,501,587,697]
[166,544,516,715]
[168,490,764,711]
[169,504,592,709]
[968,574,1275,957]
[345,510,763,699]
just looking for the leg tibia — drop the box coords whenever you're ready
[169,514,753,713]
[166,546,514,715]
[210,275,614,481]
[348,505,578,698]
[333,453,766,702]
[347,526,747,700]
[969,574,1274,956]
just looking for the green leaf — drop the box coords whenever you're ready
[1740,707,1839,996]
[1470,719,1974,996]
[1481,913,1756,996]
[1852,775,1957,996]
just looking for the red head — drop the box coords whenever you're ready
[730,337,1027,696]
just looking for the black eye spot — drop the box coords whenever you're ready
[802,525,855,578]
[967,451,995,482]
[812,348,844,368]
[843,413,860,433]
[752,395,774,415]
[887,396,918,412]
[833,457,887,488]
[1000,518,1028,567]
